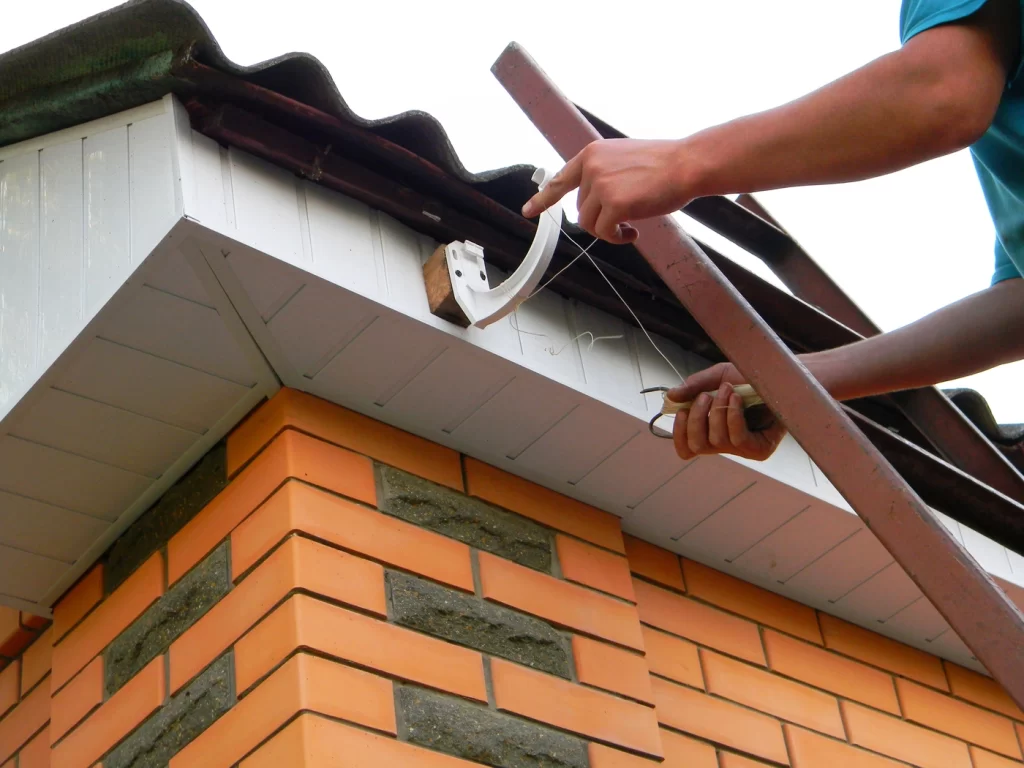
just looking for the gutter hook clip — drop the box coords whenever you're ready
[446,168,563,328]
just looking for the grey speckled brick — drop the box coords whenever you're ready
[387,571,571,679]
[397,686,588,768]
[378,464,552,572]
[106,443,227,593]
[105,543,230,696]
[104,654,234,768]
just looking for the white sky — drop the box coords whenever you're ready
[9,1,1022,421]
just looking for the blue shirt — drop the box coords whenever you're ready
[901,0,1024,283]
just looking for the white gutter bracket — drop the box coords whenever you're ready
[446,168,563,328]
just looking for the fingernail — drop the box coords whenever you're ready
[521,201,536,217]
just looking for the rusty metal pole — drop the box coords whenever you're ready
[492,42,1024,704]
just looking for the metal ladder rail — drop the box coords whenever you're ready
[491,42,1024,707]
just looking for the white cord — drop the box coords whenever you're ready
[508,312,624,357]
[506,208,685,382]
[543,210,685,383]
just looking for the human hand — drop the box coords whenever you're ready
[666,363,787,461]
[521,138,697,244]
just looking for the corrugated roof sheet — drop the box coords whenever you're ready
[0,0,534,193]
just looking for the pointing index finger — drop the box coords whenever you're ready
[521,152,584,217]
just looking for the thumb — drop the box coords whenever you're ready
[666,367,722,403]
[665,382,700,405]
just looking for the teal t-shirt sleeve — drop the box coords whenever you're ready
[900,0,988,44]
[993,242,1024,283]
[901,0,1024,81]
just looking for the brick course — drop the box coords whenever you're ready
[170,535,387,692]
[572,634,654,704]
[52,553,163,690]
[634,577,765,665]
[52,566,102,642]
[0,661,17,718]
[379,465,553,572]
[230,479,475,590]
[4,387,1024,768]
[397,685,589,768]
[387,570,573,678]
[50,657,102,742]
[172,653,394,768]
[479,552,645,650]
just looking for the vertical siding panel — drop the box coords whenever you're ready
[378,211,430,311]
[1006,548,1024,583]
[228,148,304,265]
[0,152,41,412]
[84,126,130,317]
[511,290,583,387]
[571,301,643,413]
[38,140,85,365]
[304,182,379,299]
[128,115,177,264]
[189,130,229,231]
[169,96,194,219]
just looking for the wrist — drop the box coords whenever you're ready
[672,133,719,201]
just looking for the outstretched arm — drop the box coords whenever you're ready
[667,278,1024,461]
[522,0,1018,243]
[803,278,1024,401]
[517,0,1021,463]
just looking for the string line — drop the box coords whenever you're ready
[526,244,589,301]
[543,210,685,383]
[508,311,624,357]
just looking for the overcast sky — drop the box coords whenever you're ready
[8,1,1021,422]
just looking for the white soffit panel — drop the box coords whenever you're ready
[0,97,280,615]
[177,129,1004,674]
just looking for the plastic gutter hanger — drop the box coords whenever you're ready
[445,168,563,328]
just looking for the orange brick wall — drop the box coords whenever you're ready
[3,386,1023,767]
[0,609,52,767]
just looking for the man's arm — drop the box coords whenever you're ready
[522,0,1018,244]
[804,278,1024,401]
[517,0,1021,463]
[667,278,1024,461]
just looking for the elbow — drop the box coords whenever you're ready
[940,90,996,149]
[918,64,1003,151]
[895,16,1011,154]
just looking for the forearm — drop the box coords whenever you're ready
[680,30,1002,198]
[802,278,1024,401]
